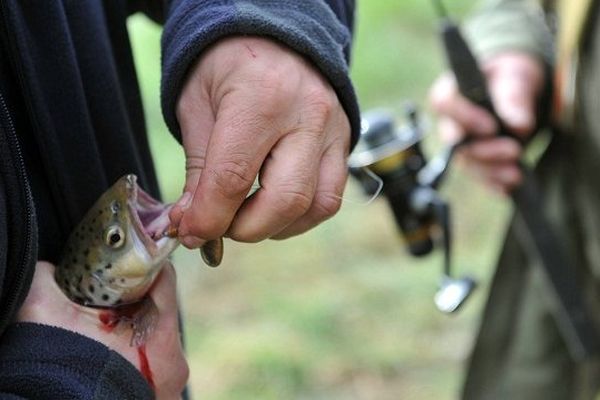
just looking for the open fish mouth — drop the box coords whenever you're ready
[125,175,176,257]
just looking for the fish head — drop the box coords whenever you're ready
[57,174,178,306]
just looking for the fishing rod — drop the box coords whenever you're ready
[352,0,598,360]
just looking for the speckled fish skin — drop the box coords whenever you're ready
[55,174,179,308]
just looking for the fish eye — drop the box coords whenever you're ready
[104,225,125,248]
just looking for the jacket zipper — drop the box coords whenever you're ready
[0,0,36,331]
[0,91,36,331]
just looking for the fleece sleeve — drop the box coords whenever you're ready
[0,323,153,400]
[465,0,554,63]
[160,0,360,149]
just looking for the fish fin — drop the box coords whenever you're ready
[129,297,159,347]
[201,237,224,267]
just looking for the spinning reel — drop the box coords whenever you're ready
[349,106,476,314]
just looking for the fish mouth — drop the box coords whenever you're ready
[126,175,177,257]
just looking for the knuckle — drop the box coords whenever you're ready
[253,74,296,119]
[185,152,206,171]
[290,87,337,136]
[209,158,255,199]
[305,87,336,120]
[260,66,288,90]
[273,186,313,220]
[428,74,455,112]
[176,91,196,122]
[312,191,343,220]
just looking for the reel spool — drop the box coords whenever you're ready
[350,107,476,313]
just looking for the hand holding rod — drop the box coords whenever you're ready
[435,1,598,360]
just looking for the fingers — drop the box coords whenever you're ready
[486,52,545,137]
[169,82,215,236]
[19,261,79,311]
[17,261,99,327]
[149,262,178,313]
[226,129,321,242]
[456,151,523,192]
[272,140,348,239]
[175,36,352,244]
[429,53,545,194]
[177,95,283,245]
[16,261,55,321]
[461,137,522,163]
[429,73,497,139]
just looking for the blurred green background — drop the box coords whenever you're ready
[128,1,510,399]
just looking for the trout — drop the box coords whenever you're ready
[55,174,223,345]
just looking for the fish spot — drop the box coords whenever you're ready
[96,269,104,275]
[83,249,89,257]
[88,284,95,293]
[105,263,112,269]
[72,257,78,264]
[102,294,110,301]
[109,278,115,284]
[84,264,90,271]
[115,299,122,305]
[85,296,94,304]
[88,226,93,233]
[63,279,69,287]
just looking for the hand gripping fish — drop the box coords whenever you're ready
[55,174,223,346]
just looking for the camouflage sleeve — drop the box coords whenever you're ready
[465,0,555,63]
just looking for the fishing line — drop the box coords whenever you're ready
[249,166,384,207]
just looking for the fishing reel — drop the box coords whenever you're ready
[349,106,476,313]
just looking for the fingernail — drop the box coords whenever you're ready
[498,104,533,132]
[181,236,205,249]
[507,111,533,132]
[176,192,193,210]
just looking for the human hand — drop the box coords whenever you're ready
[17,261,188,399]
[429,52,545,194]
[169,36,351,247]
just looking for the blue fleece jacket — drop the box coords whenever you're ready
[0,1,357,399]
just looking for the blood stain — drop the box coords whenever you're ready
[98,311,119,333]
[137,345,155,389]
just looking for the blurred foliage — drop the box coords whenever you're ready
[128,1,510,399]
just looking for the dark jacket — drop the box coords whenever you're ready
[0,1,358,398]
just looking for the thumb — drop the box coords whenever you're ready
[491,72,537,137]
[169,90,215,229]
[487,54,544,138]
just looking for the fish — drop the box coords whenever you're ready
[55,174,223,345]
